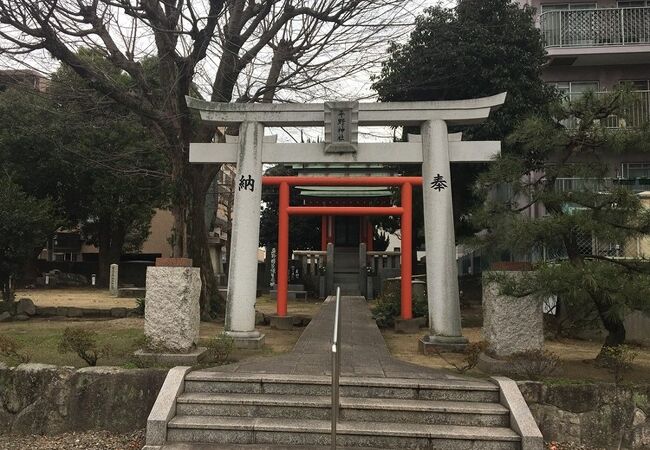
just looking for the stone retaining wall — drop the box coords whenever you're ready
[2,363,649,446]
[519,381,650,449]
[0,364,167,434]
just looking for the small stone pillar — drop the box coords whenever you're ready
[358,242,367,297]
[135,259,206,365]
[109,264,119,297]
[482,271,543,357]
[326,242,334,295]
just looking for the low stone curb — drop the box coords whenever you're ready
[146,366,191,447]
[34,306,141,319]
[491,376,543,450]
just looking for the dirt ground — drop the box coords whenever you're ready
[14,288,137,309]
[5,289,649,383]
[0,430,144,450]
[383,326,650,384]
[255,294,324,317]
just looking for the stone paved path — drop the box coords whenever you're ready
[209,296,472,381]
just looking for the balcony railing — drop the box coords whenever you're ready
[541,7,650,48]
[555,177,650,193]
[563,90,650,128]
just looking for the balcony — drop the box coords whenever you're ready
[540,7,650,64]
[563,90,650,128]
[555,177,650,193]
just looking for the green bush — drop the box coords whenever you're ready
[371,279,428,328]
[134,297,145,315]
[509,350,561,380]
[434,341,488,374]
[600,345,638,384]
[0,334,30,365]
[205,333,234,364]
[57,327,110,366]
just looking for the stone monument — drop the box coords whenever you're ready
[482,271,544,357]
[135,258,206,365]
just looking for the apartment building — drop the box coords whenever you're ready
[519,0,650,254]
[520,0,650,182]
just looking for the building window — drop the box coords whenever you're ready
[541,3,596,12]
[618,1,649,7]
[552,81,600,98]
[620,80,650,90]
[621,162,650,178]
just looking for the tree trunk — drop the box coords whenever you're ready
[563,232,627,351]
[593,294,627,348]
[97,218,125,289]
[187,165,221,320]
[96,219,112,288]
[1,272,13,302]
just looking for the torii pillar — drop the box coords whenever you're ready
[420,120,466,351]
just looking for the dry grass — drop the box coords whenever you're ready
[0,317,304,368]
[14,288,137,309]
[382,326,650,383]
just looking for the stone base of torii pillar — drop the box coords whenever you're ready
[418,335,468,354]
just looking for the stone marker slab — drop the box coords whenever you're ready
[109,264,119,296]
[482,271,543,357]
[144,267,201,352]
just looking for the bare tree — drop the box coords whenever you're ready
[0,0,420,315]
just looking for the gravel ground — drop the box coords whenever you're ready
[0,430,144,450]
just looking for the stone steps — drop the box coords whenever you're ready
[166,416,521,449]
[161,444,393,449]
[158,372,522,449]
[176,393,510,426]
[183,372,501,403]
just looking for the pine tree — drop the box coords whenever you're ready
[475,88,650,352]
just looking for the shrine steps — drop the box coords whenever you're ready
[148,371,527,450]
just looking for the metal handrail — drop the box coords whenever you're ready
[331,286,342,450]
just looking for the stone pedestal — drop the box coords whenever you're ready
[418,335,468,354]
[269,314,295,330]
[395,317,421,334]
[143,266,201,353]
[482,271,543,357]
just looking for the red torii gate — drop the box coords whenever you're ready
[263,175,423,320]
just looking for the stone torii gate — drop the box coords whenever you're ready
[186,94,506,350]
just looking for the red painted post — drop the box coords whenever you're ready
[277,182,290,317]
[401,183,413,320]
[366,219,374,252]
[321,216,328,251]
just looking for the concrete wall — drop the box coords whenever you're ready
[140,209,175,256]
[0,364,167,435]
